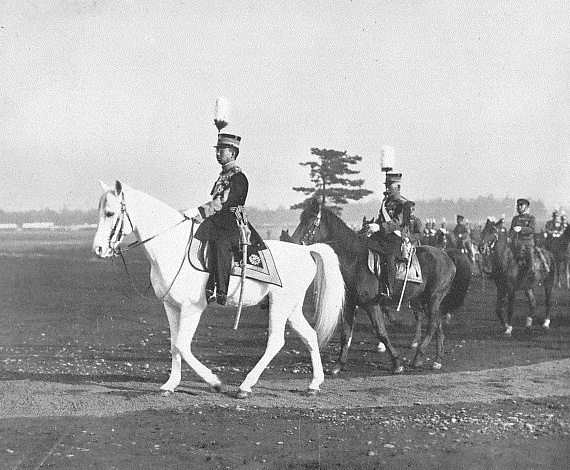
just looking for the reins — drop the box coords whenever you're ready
[111,205,194,302]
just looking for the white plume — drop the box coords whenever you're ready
[214,96,230,130]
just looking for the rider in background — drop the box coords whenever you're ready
[545,210,563,238]
[508,198,548,275]
[366,172,414,299]
[408,202,423,245]
[453,215,474,262]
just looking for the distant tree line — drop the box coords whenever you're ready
[0,196,557,230]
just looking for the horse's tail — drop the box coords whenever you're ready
[308,243,345,348]
[442,248,472,314]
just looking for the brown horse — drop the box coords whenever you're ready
[290,198,471,373]
[478,220,555,334]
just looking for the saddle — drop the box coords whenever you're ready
[367,250,423,284]
[188,238,282,287]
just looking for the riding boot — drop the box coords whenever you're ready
[214,240,233,306]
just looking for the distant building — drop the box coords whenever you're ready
[22,222,55,230]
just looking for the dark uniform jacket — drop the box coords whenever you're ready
[194,164,265,250]
[509,212,536,247]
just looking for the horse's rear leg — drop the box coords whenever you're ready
[410,302,423,349]
[285,305,325,394]
[365,304,403,374]
[329,301,356,376]
[174,303,222,392]
[495,285,510,335]
[238,299,289,397]
[543,269,554,330]
[412,297,443,369]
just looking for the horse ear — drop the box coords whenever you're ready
[114,180,123,196]
[99,181,111,192]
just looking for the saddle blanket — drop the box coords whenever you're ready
[188,238,282,287]
[367,250,423,284]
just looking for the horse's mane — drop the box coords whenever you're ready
[302,203,366,254]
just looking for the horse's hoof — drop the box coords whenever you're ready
[305,388,319,396]
[377,342,386,353]
[542,319,550,330]
[411,342,419,349]
[432,362,442,370]
[326,365,342,376]
[412,360,423,369]
[392,365,404,374]
[236,389,250,399]
[525,317,533,329]
[211,382,223,393]
[160,389,174,397]
[504,325,513,336]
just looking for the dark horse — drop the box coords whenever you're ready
[478,220,555,334]
[290,199,471,373]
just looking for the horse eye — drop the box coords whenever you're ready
[105,211,115,218]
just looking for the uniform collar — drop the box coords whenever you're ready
[221,161,237,173]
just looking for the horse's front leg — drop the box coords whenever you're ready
[174,301,222,393]
[328,300,356,375]
[506,289,516,331]
[160,302,182,395]
[365,304,403,374]
[495,284,510,335]
[523,288,536,329]
[237,296,289,398]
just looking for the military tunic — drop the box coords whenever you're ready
[509,212,536,247]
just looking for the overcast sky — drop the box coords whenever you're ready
[1,0,568,213]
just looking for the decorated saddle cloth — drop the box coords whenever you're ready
[188,238,282,287]
[367,250,423,284]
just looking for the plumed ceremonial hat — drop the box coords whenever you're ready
[516,198,530,206]
[552,209,559,215]
[215,133,241,149]
[384,172,402,185]
[380,145,396,171]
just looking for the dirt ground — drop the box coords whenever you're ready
[0,231,569,469]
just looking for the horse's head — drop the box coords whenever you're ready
[290,198,327,245]
[92,180,134,258]
[279,229,291,242]
[477,220,501,275]
[357,216,374,236]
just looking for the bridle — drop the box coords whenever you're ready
[107,192,134,256]
[105,191,191,301]
[108,192,187,257]
[300,206,322,245]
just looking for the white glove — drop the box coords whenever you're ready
[513,226,522,233]
[367,223,380,233]
[183,207,200,220]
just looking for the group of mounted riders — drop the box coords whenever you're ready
[181,121,566,305]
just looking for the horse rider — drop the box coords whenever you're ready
[436,217,449,249]
[183,132,264,305]
[453,215,474,262]
[561,212,568,234]
[509,198,548,275]
[545,210,562,238]
[366,172,414,299]
[408,201,423,246]
[495,214,507,234]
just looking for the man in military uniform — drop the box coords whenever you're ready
[366,172,414,299]
[509,198,541,274]
[545,210,562,237]
[453,215,474,262]
[408,202,423,246]
[184,132,263,305]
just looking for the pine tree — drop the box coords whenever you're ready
[291,148,373,214]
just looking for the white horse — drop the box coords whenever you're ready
[92,181,345,398]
